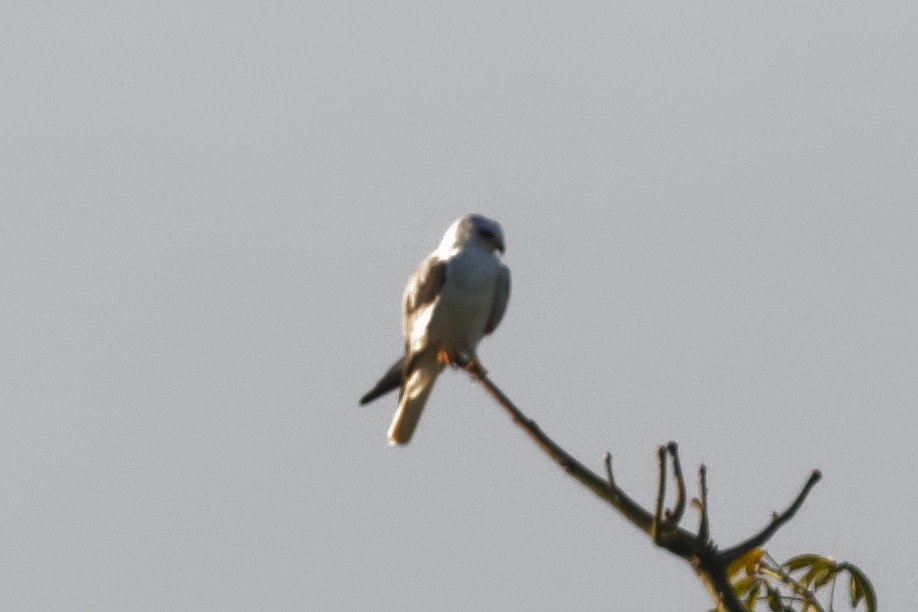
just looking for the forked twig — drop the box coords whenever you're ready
[718,470,822,565]
[458,361,821,612]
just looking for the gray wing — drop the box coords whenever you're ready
[484,263,510,335]
[360,256,447,408]
[402,256,448,345]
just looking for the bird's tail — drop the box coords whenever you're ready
[359,356,406,405]
[388,351,444,445]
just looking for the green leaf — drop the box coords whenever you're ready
[783,554,824,572]
[796,556,836,589]
[812,564,835,589]
[743,582,761,610]
[732,575,758,597]
[841,563,877,612]
[861,578,878,611]
[850,572,863,605]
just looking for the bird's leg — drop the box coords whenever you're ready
[458,353,487,377]
[438,349,487,377]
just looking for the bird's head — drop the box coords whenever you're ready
[442,214,506,254]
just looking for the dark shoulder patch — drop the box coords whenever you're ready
[405,258,447,316]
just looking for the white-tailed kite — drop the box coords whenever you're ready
[360,214,511,445]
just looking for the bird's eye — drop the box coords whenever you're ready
[478,228,496,239]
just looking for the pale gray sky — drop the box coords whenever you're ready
[2,2,915,610]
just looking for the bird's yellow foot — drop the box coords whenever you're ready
[436,349,453,365]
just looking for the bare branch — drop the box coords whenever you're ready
[454,361,824,612]
[652,446,667,543]
[719,470,822,565]
[666,442,686,525]
[603,452,615,490]
[461,360,655,534]
[697,464,710,544]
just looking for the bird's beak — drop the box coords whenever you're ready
[495,238,505,254]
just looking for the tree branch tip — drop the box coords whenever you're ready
[466,369,851,611]
[603,452,615,489]
[719,465,824,566]
[696,466,710,543]
[668,442,686,525]
[652,446,668,543]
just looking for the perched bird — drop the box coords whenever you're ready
[360,214,511,445]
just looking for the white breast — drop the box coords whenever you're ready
[419,246,500,355]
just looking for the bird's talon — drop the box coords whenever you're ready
[436,349,452,365]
